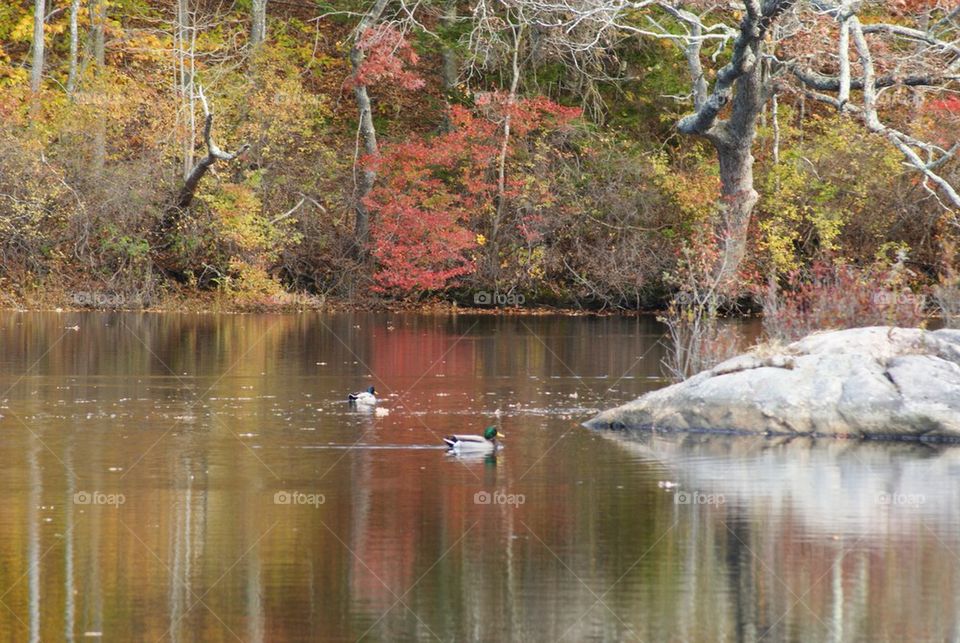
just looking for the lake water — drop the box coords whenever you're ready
[0,311,956,641]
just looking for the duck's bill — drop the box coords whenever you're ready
[497,432,506,439]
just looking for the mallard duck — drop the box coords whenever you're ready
[347,386,377,405]
[443,426,504,452]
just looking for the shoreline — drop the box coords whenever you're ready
[0,295,650,317]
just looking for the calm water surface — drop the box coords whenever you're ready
[0,312,956,642]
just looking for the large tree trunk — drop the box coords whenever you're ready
[251,0,267,48]
[30,0,45,95]
[350,79,378,246]
[715,142,760,288]
[349,0,390,250]
[66,0,80,95]
[711,60,763,290]
[674,0,777,293]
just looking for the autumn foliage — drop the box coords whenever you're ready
[364,98,581,294]
[363,106,491,293]
[351,24,424,91]
[0,0,956,316]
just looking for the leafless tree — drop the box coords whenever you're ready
[480,0,960,290]
[175,87,250,211]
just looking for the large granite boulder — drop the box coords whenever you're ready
[586,327,960,439]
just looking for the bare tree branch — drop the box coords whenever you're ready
[176,85,250,210]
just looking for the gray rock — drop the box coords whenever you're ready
[586,327,960,439]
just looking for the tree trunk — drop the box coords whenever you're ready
[490,20,522,282]
[714,142,759,288]
[351,80,378,246]
[711,60,763,290]
[155,96,249,267]
[251,0,267,48]
[439,0,458,132]
[30,0,45,95]
[349,0,390,250]
[173,98,249,216]
[67,0,80,96]
[92,0,106,172]
[671,0,789,293]
[175,0,195,180]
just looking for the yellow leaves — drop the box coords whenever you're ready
[10,15,33,42]
[475,233,487,246]
[0,66,28,88]
[760,219,801,273]
[518,246,547,280]
[220,259,289,307]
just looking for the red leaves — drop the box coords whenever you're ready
[475,91,582,137]
[351,24,424,91]
[763,260,926,340]
[365,97,581,295]
[368,194,477,292]
[363,107,494,293]
[928,96,960,113]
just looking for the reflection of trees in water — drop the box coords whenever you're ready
[63,444,75,643]
[600,430,960,640]
[13,312,960,639]
[167,458,204,641]
[27,438,40,643]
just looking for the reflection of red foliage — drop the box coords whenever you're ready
[351,24,424,91]
[365,99,581,294]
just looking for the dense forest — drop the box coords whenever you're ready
[1,0,959,319]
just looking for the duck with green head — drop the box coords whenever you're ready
[443,426,504,452]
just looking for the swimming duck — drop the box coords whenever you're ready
[443,426,504,452]
[348,386,377,405]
